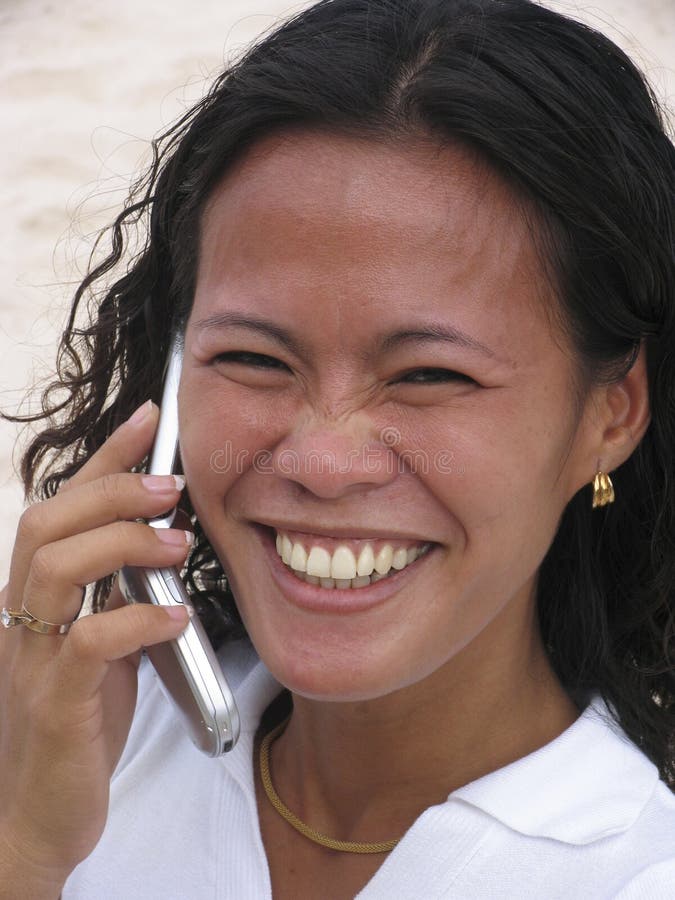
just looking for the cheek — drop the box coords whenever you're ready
[388,393,574,541]
[178,377,296,507]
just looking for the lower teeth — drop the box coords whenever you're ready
[304,572,391,589]
[286,546,430,589]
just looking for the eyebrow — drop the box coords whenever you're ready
[194,312,310,357]
[378,324,496,359]
[193,311,498,360]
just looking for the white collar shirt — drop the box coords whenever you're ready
[63,640,675,899]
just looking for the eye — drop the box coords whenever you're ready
[395,368,476,385]
[213,351,290,371]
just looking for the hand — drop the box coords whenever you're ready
[0,401,193,894]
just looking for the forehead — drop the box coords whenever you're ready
[201,129,531,254]
[194,129,560,366]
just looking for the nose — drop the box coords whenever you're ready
[268,414,399,500]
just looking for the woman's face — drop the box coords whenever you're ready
[180,131,598,702]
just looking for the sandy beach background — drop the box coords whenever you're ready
[1,0,672,583]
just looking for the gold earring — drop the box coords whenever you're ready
[592,471,615,508]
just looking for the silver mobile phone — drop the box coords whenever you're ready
[118,338,240,756]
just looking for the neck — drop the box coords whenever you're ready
[265,612,580,844]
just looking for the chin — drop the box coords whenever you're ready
[271,670,402,704]
[249,627,421,703]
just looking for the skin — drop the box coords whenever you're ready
[178,131,649,894]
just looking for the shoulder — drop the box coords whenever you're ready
[623,775,675,864]
[612,857,675,899]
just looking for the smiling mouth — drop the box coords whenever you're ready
[268,527,433,590]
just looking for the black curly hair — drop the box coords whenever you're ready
[4,0,674,786]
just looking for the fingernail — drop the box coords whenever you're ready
[165,605,192,622]
[156,529,194,546]
[128,400,154,426]
[142,474,186,493]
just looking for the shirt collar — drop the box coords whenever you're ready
[450,693,659,844]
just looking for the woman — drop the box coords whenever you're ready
[1,0,673,897]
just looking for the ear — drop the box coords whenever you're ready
[593,342,651,470]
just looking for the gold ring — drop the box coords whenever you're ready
[1,605,75,636]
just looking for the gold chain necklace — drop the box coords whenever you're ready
[258,717,399,854]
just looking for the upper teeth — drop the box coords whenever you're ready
[274,532,431,579]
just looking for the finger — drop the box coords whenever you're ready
[60,400,159,492]
[56,602,191,702]
[22,521,193,627]
[102,580,144,673]
[7,472,185,602]
[6,399,160,608]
